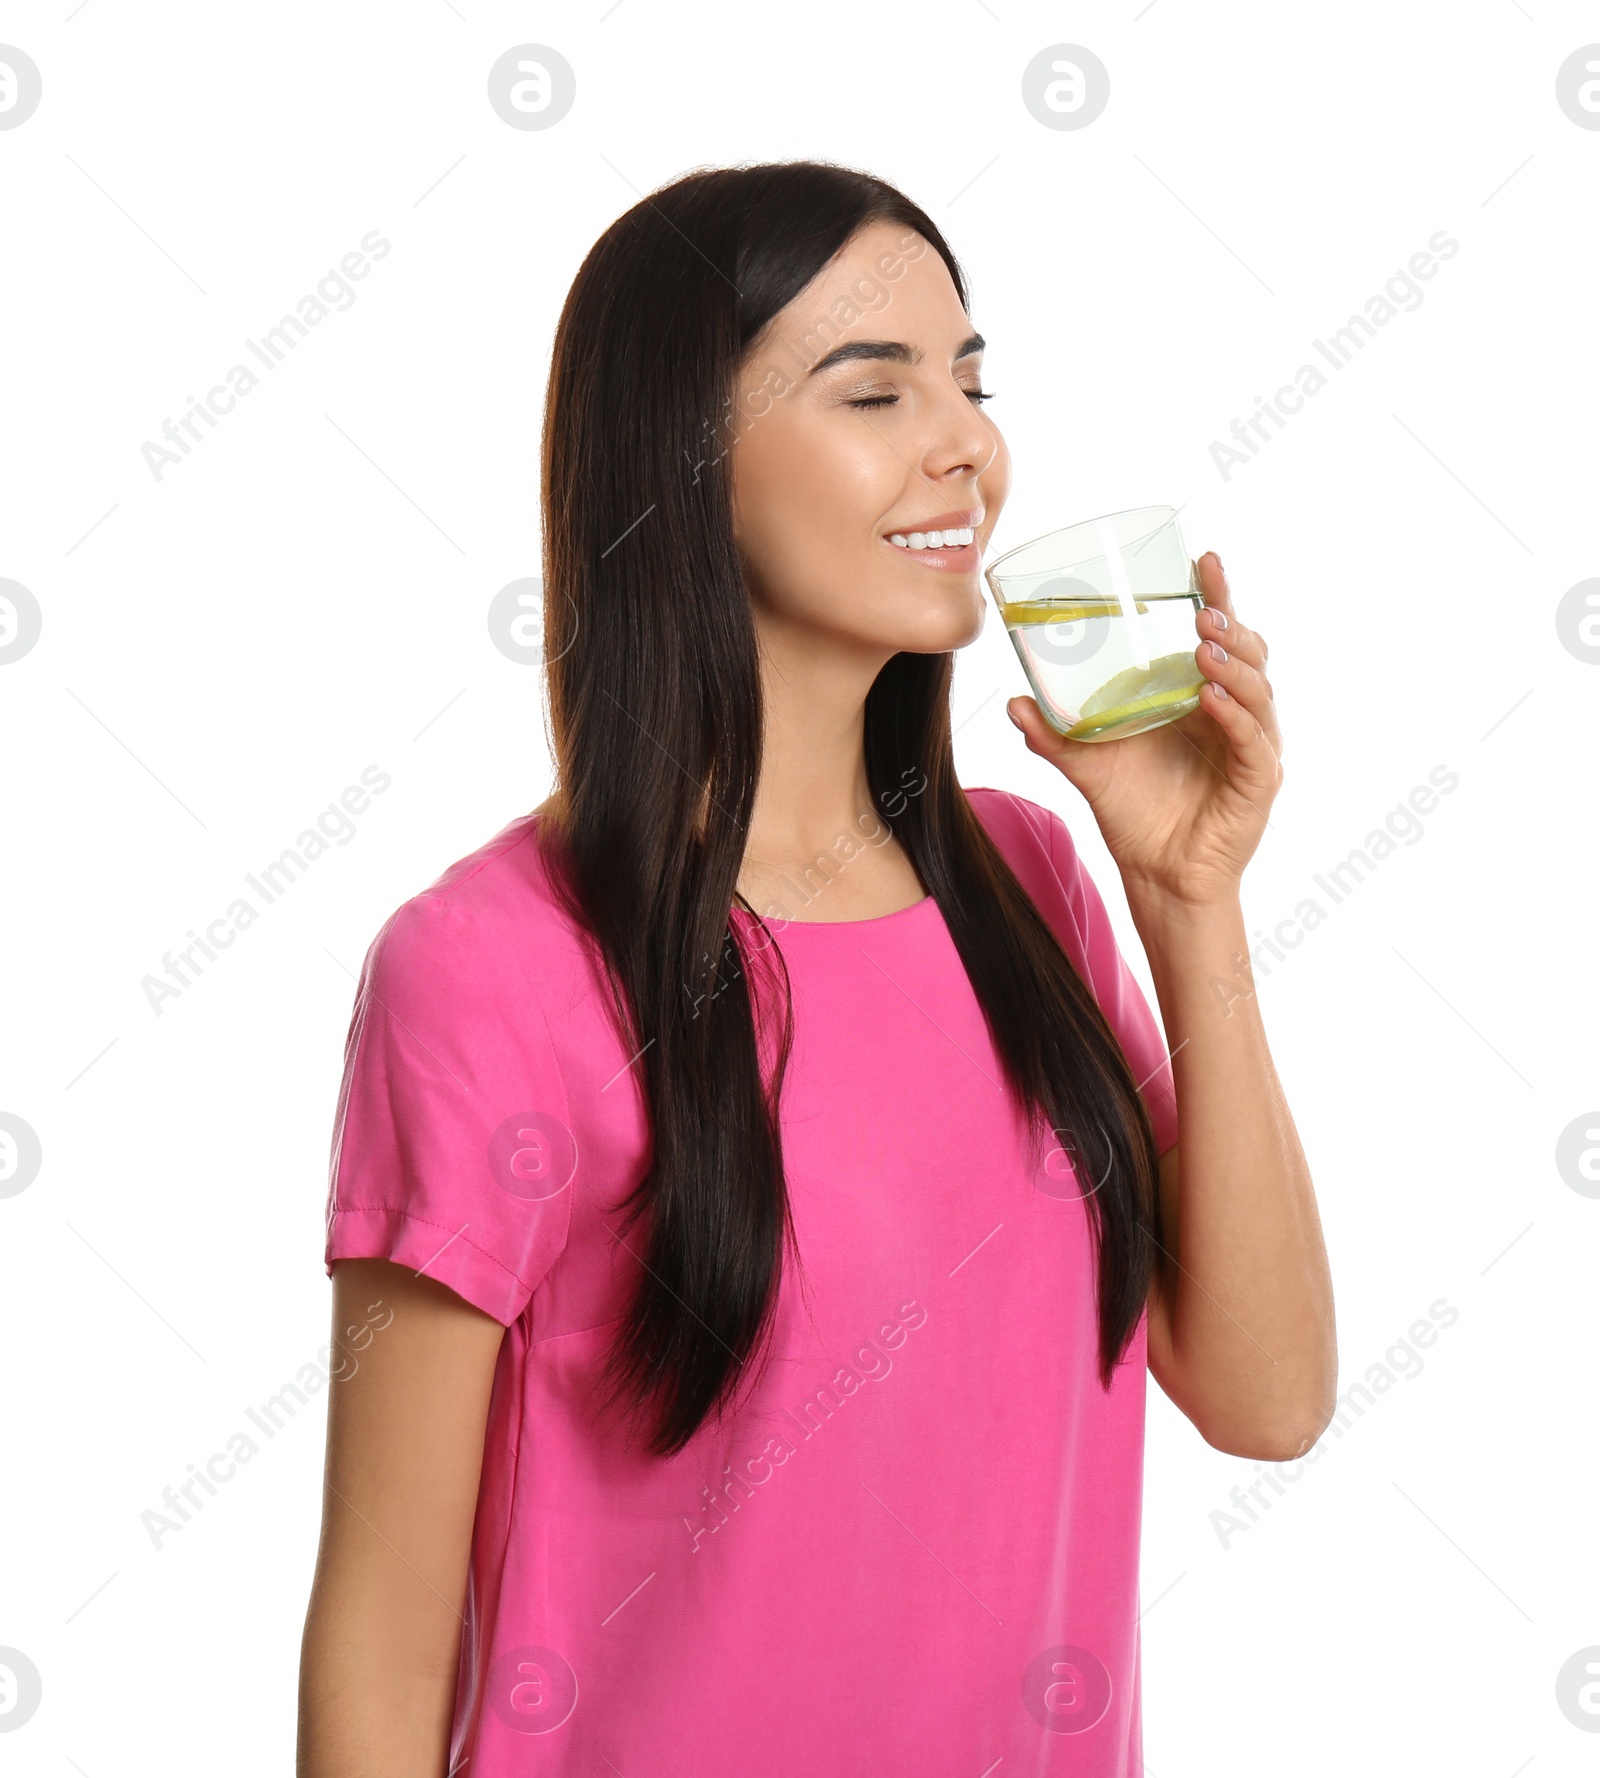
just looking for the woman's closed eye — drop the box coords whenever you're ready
[845,388,996,411]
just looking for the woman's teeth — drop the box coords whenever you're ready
[887,527,975,550]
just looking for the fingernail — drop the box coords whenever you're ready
[1208,640,1228,663]
[1211,681,1229,698]
[1209,607,1229,631]
[1007,701,1024,729]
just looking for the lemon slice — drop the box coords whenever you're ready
[1068,650,1202,740]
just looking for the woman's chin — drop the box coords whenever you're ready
[891,585,987,653]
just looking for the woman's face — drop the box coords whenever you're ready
[728,220,1011,660]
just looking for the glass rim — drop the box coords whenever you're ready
[984,503,1183,580]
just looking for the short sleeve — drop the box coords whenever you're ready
[323,890,574,1324]
[1043,809,1180,1158]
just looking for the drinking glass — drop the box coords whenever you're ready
[985,505,1205,742]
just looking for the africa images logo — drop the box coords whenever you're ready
[1208,230,1460,481]
[485,1644,578,1735]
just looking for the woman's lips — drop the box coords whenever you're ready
[879,506,984,571]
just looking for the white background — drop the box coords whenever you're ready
[2,3,1596,1771]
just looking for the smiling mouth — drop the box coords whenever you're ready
[886,524,975,552]
[881,507,984,568]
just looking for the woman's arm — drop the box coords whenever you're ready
[298,1258,507,1778]
[1133,894,1335,1459]
[1007,549,1336,1459]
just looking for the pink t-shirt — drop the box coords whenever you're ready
[323,785,1178,1776]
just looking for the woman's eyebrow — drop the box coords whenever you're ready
[807,331,985,376]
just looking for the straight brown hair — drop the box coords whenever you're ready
[537,159,1165,1457]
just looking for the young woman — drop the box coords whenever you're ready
[298,160,1334,1777]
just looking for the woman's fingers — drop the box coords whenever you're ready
[1193,626,1283,764]
[1196,667,1283,793]
[1194,552,1267,673]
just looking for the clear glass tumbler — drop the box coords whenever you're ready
[985,505,1205,742]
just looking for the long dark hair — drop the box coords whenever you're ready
[537,159,1164,1458]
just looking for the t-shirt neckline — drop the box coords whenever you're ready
[735,893,936,930]
[528,812,937,932]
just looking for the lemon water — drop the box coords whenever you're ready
[1002,591,1205,742]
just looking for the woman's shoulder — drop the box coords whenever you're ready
[961,782,1100,957]
[962,783,1078,873]
[356,806,580,1008]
